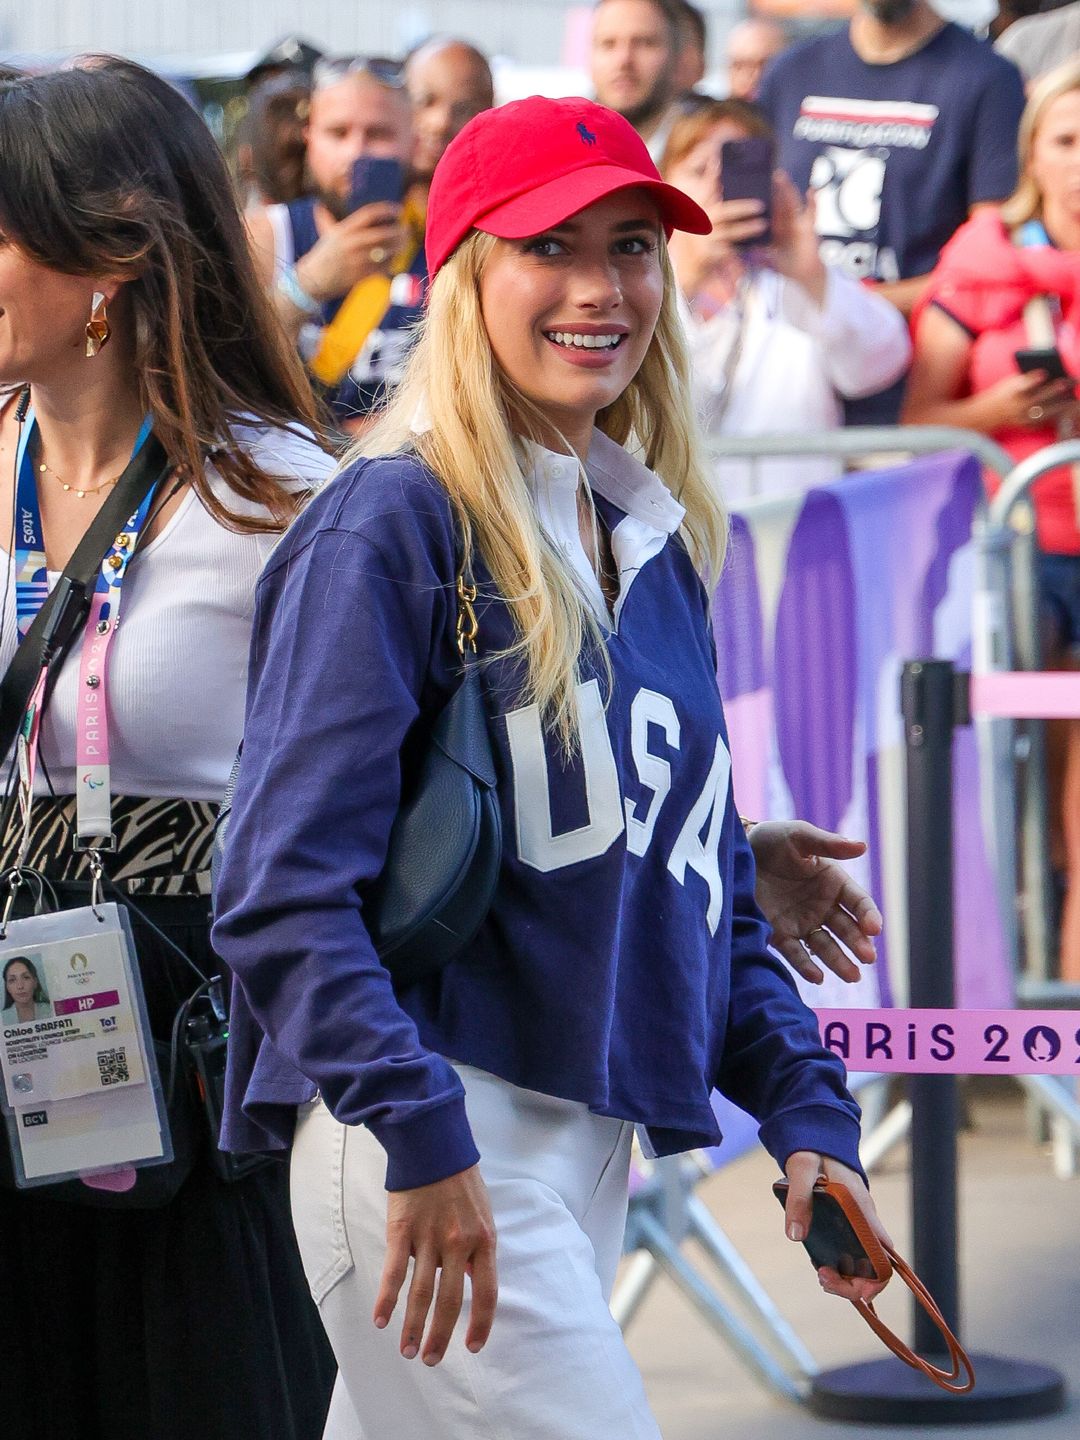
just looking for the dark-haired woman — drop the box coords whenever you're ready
[0,59,336,1440]
[2,955,50,1020]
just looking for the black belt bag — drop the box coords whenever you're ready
[214,568,502,987]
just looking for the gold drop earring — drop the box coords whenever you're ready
[85,292,111,358]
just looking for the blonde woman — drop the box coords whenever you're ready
[904,58,1080,979]
[214,98,890,1440]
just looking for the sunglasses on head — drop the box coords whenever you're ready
[312,55,405,90]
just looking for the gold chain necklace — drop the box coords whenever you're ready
[37,457,120,500]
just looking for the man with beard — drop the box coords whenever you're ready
[247,59,422,432]
[758,0,1025,423]
[590,0,684,159]
[405,37,494,211]
[236,72,311,208]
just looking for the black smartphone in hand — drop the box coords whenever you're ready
[1015,346,1071,383]
[348,155,404,215]
[773,1178,891,1282]
[719,137,775,247]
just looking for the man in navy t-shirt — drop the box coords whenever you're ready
[759,0,1025,423]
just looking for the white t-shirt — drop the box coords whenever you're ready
[680,266,911,503]
[0,421,336,801]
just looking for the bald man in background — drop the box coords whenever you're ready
[726,18,787,102]
[405,37,495,206]
[672,0,709,96]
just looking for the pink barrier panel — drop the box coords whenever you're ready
[816,1007,1080,1074]
[972,671,1080,720]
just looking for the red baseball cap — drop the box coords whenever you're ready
[425,95,711,278]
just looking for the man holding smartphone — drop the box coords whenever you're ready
[758,0,1025,424]
[247,58,424,431]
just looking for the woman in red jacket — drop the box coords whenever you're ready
[904,57,1080,978]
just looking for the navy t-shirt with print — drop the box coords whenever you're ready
[759,22,1024,423]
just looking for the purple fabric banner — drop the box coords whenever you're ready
[713,451,1010,1014]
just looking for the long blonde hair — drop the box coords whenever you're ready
[1001,57,1080,228]
[355,228,727,748]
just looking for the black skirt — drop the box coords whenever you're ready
[0,799,335,1440]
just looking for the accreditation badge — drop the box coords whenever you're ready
[0,903,171,1186]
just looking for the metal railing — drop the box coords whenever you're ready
[984,438,1080,999]
[707,425,1015,489]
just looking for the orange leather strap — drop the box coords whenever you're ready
[808,1179,975,1395]
[854,1244,976,1394]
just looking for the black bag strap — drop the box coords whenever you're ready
[0,428,173,760]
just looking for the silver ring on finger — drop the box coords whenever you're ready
[1028,404,1045,422]
[805,925,829,942]
[369,246,388,264]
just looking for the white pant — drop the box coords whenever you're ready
[290,1064,663,1440]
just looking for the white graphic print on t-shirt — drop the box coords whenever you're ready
[798,96,940,284]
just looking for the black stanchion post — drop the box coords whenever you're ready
[903,660,961,1349]
[806,659,1065,1424]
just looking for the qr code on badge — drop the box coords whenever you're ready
[97,1047,130,1087]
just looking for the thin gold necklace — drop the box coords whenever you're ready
[37,457,120,499]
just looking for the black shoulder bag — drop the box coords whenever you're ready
[214,566,502,989]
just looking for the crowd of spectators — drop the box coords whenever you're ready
[227,0,1080,969]
[230,1,1067,447]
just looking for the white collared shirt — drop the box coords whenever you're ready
[522,427,685,626]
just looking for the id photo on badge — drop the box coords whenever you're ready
[2,955,52,1024]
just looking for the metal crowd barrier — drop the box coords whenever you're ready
[706,425,1013,488]
[984,438,1080,1002]
[612,425,1077,1401]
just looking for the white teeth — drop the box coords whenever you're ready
[546,332,622,350]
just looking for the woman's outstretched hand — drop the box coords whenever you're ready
[782,1151,893,1303]
[374,1163,498,1366]
[748,820,882,985]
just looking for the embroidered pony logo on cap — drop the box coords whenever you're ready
[576,121,597,146]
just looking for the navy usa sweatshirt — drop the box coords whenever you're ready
[213,437,862,1190]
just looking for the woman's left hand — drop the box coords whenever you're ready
[748,820,882,984]
[781,1151,893,1303]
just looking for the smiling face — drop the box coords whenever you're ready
[478,190,664,455]
[4,961,36,1009]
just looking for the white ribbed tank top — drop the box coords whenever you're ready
[0,422,336,800]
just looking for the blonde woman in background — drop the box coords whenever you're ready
[905,58,1080,980]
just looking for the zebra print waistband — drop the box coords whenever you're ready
[0,794,218,896]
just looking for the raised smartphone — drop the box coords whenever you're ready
[772,1178,892,1282]
[719,137,775,247]
[348,155,404,214]
[1015,346,1071,383]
